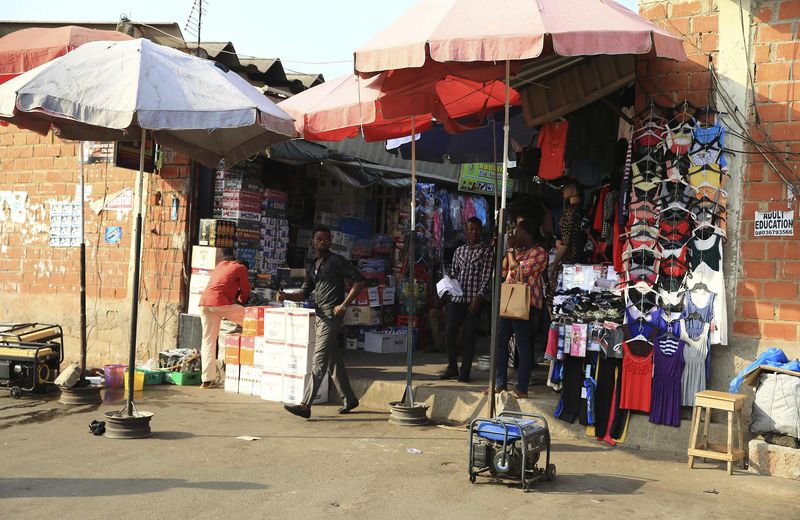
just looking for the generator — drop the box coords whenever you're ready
[0,323,64,398]
[468,411,556,491]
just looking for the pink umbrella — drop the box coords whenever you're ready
[355,0,686,73]
[0,25,132,84]
[352,0,687,417]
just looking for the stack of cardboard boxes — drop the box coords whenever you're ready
[261,189,290,275]
[224,306,327,404]
[214,169,263,271]
[187,245,225,315]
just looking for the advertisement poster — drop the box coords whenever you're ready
[458,163,515,195]
[114,135,156,173]
[104,226,123,244]
[754,210,794,237]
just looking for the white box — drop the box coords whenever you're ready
[261,371,283,402]
[284,343,314,375]
[238,365,254,395]
[254,337,267,368]
[282,373,328,405]
[187,293,202,316]
[189,271,212,294]
[264,308,287,341]
[192,245,225,270]
[224,364,240,393]
[262,340,285,371]
[287,309,316,344]
[364,331,407,354]
[251,369,262,397]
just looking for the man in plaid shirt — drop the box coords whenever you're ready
[440,217,494,382]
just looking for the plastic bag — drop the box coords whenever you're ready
[728,347,789,393]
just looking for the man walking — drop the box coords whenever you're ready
[440,217,493,382]
[281,227,365,418]
[198,251,250,388]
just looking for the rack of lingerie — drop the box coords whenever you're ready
[544,102,729,444]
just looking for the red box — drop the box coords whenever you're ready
[242,306,269,336]
[224,333,241,364]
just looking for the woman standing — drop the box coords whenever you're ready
[493,219,549,398]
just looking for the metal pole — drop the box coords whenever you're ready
[404,115,416,407]
[489,60,511,418]
[126,128,147,416]
[78,141,87,384]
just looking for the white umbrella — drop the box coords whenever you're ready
[0,38,295,428]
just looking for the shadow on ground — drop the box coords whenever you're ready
[0,477,267,498]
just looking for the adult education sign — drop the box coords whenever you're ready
[459,163,515,196]
[754,210,794,237]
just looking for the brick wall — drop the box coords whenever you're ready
[0,123,191,363]
[735,0,800,342]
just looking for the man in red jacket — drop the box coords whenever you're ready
[198,250,251,388]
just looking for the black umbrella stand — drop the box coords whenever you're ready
[59,141,102,405]
[389,116,429,426]
[105,129,153,438]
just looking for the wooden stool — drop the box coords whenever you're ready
[687,390,747,475]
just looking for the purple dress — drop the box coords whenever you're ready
[649,320,685,427]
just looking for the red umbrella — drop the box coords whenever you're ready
[0,25,132,84]
[352,0,687,417]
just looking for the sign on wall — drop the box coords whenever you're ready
[754,210,794,237]
[458,163,516,196]
[0,191,27,223]
[104,226,123,244]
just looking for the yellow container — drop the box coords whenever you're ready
[123,370,145,392]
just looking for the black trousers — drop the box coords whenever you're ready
[445,301,481,379]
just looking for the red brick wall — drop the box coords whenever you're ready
[0,123,191,360]
[735,0,800,342]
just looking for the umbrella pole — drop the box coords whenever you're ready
[488,60,511,418]
[78,141,87,383]
[125,128,147,416]
[404,115,416,407]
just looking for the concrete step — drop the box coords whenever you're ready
[749,439,800,480]
[344,350,698,455]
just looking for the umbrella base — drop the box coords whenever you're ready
[388,401,429,426]
[58,384,102,405]
[103,410,154,439]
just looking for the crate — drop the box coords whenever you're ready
[163,371,202,386]
[139,368,165,385]
[103,364,127,388]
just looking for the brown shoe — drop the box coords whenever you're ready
[481,386,507,395]
[512,390,529,399]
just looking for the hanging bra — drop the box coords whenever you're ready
[623,265,658,286]
[627,201,660,227]
[634,119,667,147]
[687,163,724,190]
[657,272,687,293]
[689,233,722,271]
[659,218,692,242]
[659,179,695,206]
[660,255,690,278]
[660,243,689,261]
[624,226,659,249]
[623,245,661,265]
[659,288,685,313]
[665,119,695,155]
[691,199,727,227]
[631,161,663,184]
[693,185,728,206]
[693,122,727,164]
[625,288,660,316]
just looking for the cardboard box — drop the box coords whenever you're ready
[282,373,328,405]
[264,308,287,341]
[287,309,316,344]
[344,306,381,326]
[224,364,240,393]
[253,337,266,368]
[262,340,285,371]
[189,269,212,294]
[238,365,254,396]
[224,334,241,365]
[260,371,283,402]
[239,336,255,366]
[242,306,269,337]
[364,330,407,354]
[191,245,225,270]
[284,343,314,376]
[187,293,202,316]
[743,364,800,387]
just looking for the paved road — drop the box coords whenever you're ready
[0,387,796,520]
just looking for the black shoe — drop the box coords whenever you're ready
[338,400,359,414]
[439,369,459,380]
[284,404,311,419]
[457,375,471,383]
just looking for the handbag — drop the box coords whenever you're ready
[499,275,531,321]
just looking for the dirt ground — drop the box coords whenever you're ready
[0,386,797,520]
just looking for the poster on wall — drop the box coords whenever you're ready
[114,135,156,173]
[0,191,27,223]
[82,141,114,165]
[458,163,516,196]
[104,226,123,244]
[754,210,794,237]
[49,201,81,247]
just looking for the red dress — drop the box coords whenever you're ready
[620,336,654,413]
[537,121,569,180]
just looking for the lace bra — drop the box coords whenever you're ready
[665,119,695,155]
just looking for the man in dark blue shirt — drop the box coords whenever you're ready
[280,227,365,418]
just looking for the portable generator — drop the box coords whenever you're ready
[0,323,64,399]
[468,411,556,491]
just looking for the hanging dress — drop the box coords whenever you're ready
[688,234,726,345]
[620,320,657,413]
[649,320,686,427]
[679,319,710,406]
